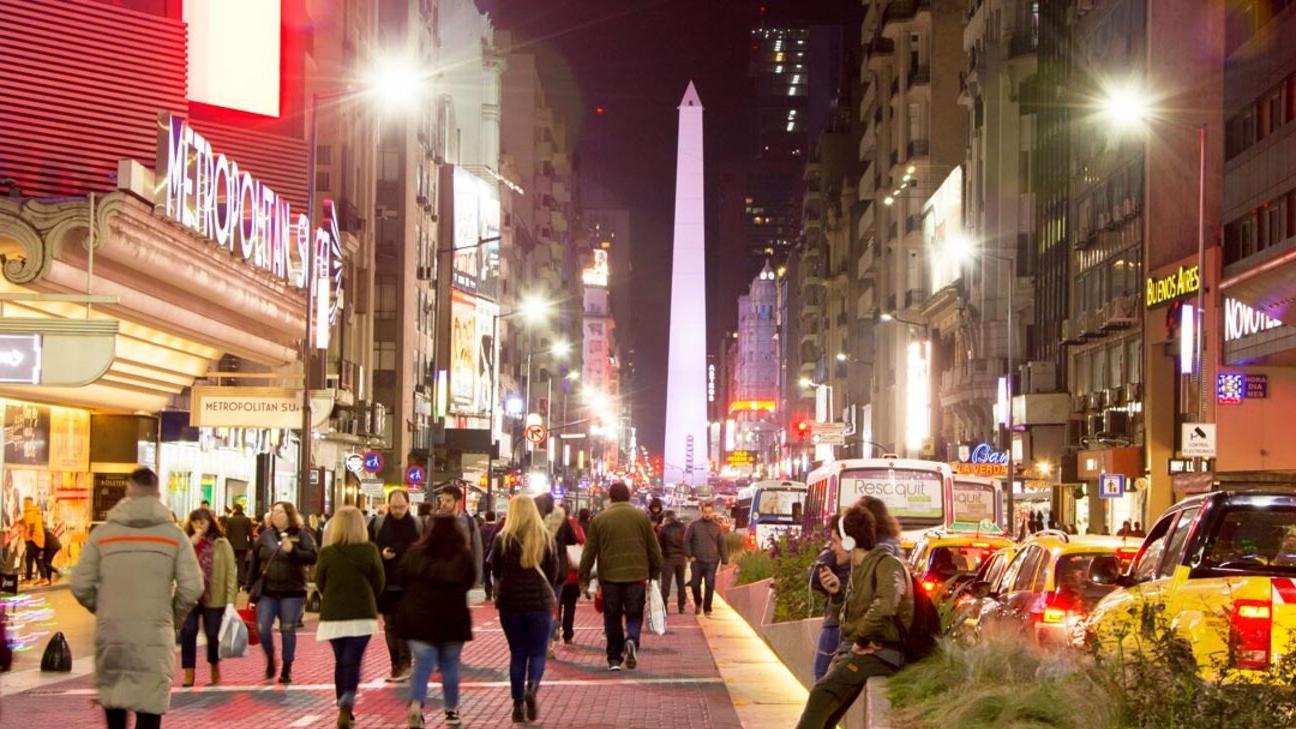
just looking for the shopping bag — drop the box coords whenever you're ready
[40,632,72,672]
[647,579,667,636]
[237,606,260,646]
[218,604,248,659]
[565,544,583,569]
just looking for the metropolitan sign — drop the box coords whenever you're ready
[190,386,331,429]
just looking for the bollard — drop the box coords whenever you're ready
[40,631,72,672]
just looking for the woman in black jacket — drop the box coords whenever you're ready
[395,515,476,728]
[248,500,318,684]
[491,496,559,724]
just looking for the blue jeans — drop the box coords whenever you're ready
[601,580,646,665]
[409,640,463,708]
[256,596,305,664]
[690,561,719,613]
[500,610,552,700]
[180,605,224,668]
[329,635,370,707]
[813,624,841,681]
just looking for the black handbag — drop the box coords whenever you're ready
[0,571,17,596]
[247,546,280,604]
[40,631,72,672]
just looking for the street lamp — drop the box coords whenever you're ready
[300,55,427,506]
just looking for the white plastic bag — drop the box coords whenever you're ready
[218,603,248,659]
[647,579,667,636]
[565,544,583,569]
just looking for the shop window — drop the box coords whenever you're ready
[1109,341,1125,385]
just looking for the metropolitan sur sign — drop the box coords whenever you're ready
[190,386,330,429]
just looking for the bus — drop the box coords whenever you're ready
[804,458,956,552]
[950,474,1002,529]
[733,480,807,549]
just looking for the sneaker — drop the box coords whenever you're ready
[624,640,638,670]
[443,709,461,726]
[406,701,425,728]
[608,662,623,672]
[385,668,411,684]
[546,643,556,659]
[705,611,713,619]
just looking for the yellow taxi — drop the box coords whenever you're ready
[956,530,1138,645]
[906,525,1015,605]
[1084,491,1296,680]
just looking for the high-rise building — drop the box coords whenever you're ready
[730,263,781,471]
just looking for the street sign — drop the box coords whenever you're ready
[405,465,427,487]
[360,479,384,497]
[811,421,846,446]
[1099,473,1125,499]
[362,451,385,474]
[525,424,548,445]
[1181,423,1217,457]
[345,454,364,474]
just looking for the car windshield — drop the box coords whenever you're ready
[925,545,996,581]
[1202,506,1296,574]
[1053,554,1121,608]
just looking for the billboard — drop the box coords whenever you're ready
[582,249,610,287]
[453,168,501,299]
[448,291,499,419]
[923,167,964,294]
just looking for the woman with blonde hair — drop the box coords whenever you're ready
[314,506,384,728]
[490,496,559,723]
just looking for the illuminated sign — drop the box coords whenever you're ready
[725,450,756,466]
[905,340,931,452]
[707,364,716,403]
[1218,372,1267,404]
[582,249,610,288]
[158,114,343,323]
[953,443,1006,477]
[1224,298,1283,341]
[1145,265,1200,307]
[452,168,501,298]
[0,334,41,384]
[728,400,777,414]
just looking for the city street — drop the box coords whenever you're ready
[1,588,802,729]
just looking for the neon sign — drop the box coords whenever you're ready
[157,113,343,323]
[1145,265,1200,308]
[1224,298,1283,342]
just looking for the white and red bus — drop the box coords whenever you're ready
[804,457,961,552]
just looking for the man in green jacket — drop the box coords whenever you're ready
[795,503,915,729]
[579,482,662,671]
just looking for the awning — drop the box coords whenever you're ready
[1220,239,1296,326]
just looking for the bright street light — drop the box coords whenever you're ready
[518,295,554,322]
[879,313,895,322]
[1099,81,1152,132]
[364,55,426,110]
[836,352,848,362]
[1037,460,1054,477]
[551,339,572,358]
[798,376,813,389]
[945,233,975,262]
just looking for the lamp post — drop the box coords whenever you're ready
[483,294,553,510]
[523,338,570,474]
[299,58,424,507]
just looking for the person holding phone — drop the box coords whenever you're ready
[808,514,854,681]
[248,501,318,684]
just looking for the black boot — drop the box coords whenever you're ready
[278,660,293,685]
[264,656,277,680]
[524,682,539,721]
[512,699,526,723]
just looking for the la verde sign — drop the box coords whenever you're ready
[1145,264,1200,308]
[156,113,343,322]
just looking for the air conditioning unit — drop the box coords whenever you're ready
[1124,382,1142,403]
[1107,386,1124,405]
[1089,390,1107,411]
[1086,413,1104,437]
[416,194,428,206]
[1060,318,1083,344]
[376,206,398,220]
[1073,394,1088,413]
[416,265,433,281]
[1103,410,1130,436]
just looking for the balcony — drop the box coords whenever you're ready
[907,65,931,88]
[907,139,930,160]
[1100,295,1139,330]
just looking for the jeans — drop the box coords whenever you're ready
[256,595,305,664]
[105,709,160,729]
[409,640,463,708]
[483,560,494,600]
[794,649,903,729]
[558,583,581,642]
[329,635,370,707]
[812,624,841,682]
[601,580,646,665]
[382,610,411,673]
[690,561,719,613]
[660,558,687,609]
[24,540,48,581]
[500,610,551,700]
[180,605,224,668]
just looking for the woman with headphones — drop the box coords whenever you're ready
[794,502,916,729]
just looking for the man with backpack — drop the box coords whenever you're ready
[794,502,932,729]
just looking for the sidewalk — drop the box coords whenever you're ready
[696,592,808,729]
[2,599,750,728]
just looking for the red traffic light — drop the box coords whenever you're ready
[795,420,810,439]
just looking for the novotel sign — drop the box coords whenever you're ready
[156,113,342,321]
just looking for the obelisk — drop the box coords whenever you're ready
[663,82,710,487]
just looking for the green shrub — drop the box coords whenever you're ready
[769,529,829,623]
[734,549,774,585]
[724,530,749,559]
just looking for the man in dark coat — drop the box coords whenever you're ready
[369,489,421,682]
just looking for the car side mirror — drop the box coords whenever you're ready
[1088,555,1122,585]
[970,580,992,599]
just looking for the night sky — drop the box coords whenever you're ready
[482,0,853,452]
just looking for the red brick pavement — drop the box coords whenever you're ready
[1,602,744,729]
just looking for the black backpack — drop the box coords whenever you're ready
[873,555,941,663]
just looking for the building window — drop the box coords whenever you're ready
[316,145,332,165]
[375,340,397,371]
[314,171,330,192]
[1265,201,1286,249]
[380,149,400,182]
[375,276,397,320]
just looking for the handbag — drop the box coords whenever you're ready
[647,578,668,636]
[40,631,72,672]
[565,544,583,569]
[237,606,260,646]
[247,545,280,604]
[218,604,248,658]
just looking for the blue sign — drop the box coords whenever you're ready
[1099,473,1125,499]
[970,443,1008,464]
[362,451,385,474]
[405,465,427,486]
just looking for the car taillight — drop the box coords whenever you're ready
[1039,592,1083,624]
[1115,547,1139,564]
[1230,599,1272,670]
[920,576,938,594]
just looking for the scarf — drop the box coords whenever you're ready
[195,537,215,603]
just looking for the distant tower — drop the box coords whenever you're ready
[663,82,710,487]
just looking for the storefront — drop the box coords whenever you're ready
[1075,446,1145,534]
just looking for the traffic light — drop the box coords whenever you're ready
[795,419,811,441]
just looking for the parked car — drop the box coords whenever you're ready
[906,526,1014,605]
[1085,491,1296,680]
[959,530,1136,645]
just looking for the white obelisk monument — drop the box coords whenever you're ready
[663,82,710,487]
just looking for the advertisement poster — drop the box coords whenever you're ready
[452,168,501,299]
[450,292,478,415]
[475,298,499,420]
[50,406,90,472]
[5,402,50,466]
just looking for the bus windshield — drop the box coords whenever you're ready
[753,489,805,523]
[839,468,945,527]
[952,480,997,525]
